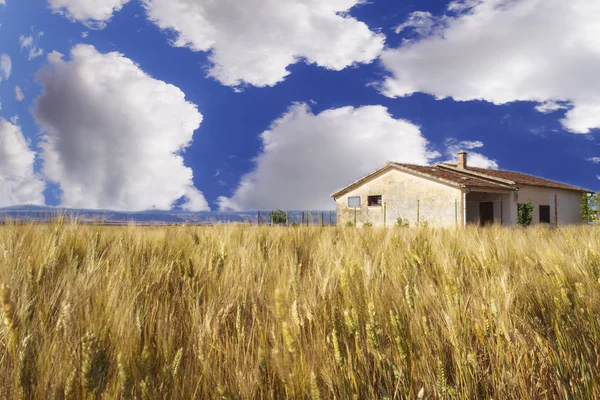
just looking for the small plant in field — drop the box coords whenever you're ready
[269,209,288,225]
[396,217,410,228]
[517,198,533,226]
[345,221,355,227]
[362,221,373,227]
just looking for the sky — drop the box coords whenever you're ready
[0,0,598,212]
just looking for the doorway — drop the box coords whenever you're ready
[479,202,494,226]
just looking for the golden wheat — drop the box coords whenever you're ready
[0,222,597,398]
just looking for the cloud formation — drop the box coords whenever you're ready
[218,103,438,211]
[142,0,384,87]
[48,0,130,28]
[14,86,24,102]
[381,0,600,134]
[0,118,45,207]
[19,33,44,60]
[0,54,11,82]
[587,157,600,164]
[34,44,208,211]
[444,139,498,169]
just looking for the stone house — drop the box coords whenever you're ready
[332,152,590,227]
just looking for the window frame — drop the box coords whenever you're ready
[368,195,383,207]
[347,196,361,208]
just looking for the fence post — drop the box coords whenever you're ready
[321,212,324,227]
[455,199,458,226]
[302,211,305,225]
[258,211,261,225]
[286,210,289,226]
[554,194,558,227]
[384,202,387,227]
[306,211,310,227]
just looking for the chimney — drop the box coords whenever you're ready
[458,151,467,169]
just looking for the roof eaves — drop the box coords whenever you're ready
[516,183,593,193]
[331,163,393,199]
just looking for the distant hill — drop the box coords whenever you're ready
[0,205,336,225]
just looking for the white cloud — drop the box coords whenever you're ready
[34,44,208,211]
[0,1,5,6]
[0,118,45,207]
[381,0,600,134]
[19,32,44,60]
[0,54,11,81]
[535,101,569,114]
[587,157,600,164]
[447,0,482,12]
[47,0,130,28]
[218,103,438,211]
[142,0,385,87]
[14,86,24,102]
[444,139,498,169]
[394,11,437,37]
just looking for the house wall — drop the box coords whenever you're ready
[335,168,463,227]
[510,186,583,225]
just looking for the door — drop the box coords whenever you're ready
[479,202,494,226]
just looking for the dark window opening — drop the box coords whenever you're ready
[539,205,551,224]
[368,195,382,207]
[479,202,494,226]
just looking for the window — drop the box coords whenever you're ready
[368,195,382,207]
[348,196,361,208]
[539,205,551,224]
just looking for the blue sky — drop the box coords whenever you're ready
[0,0,598,211]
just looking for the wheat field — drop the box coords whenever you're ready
[0,222,598,399]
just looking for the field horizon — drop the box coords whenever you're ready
[0,223,598,399]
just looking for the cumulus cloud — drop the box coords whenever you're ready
[0,54,11,82]
[142,0,384,87]
[19,32,44,60]
[48,0,130,28]
[218,103,438,211]
[34,44,208,211]
[381,0,600,134]
[0,118,45,207]
[444,139,498,169]
[14,86,24,102]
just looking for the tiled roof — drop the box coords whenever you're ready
[331,162,589,199]
[440,164,589,192]
[391,163,515,190]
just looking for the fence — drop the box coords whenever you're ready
[256,210,336,226]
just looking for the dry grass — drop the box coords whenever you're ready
[0,222,599,399]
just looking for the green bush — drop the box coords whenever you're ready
[517,199,534,227]
[396,217,410,228]
[269,209,287,225]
